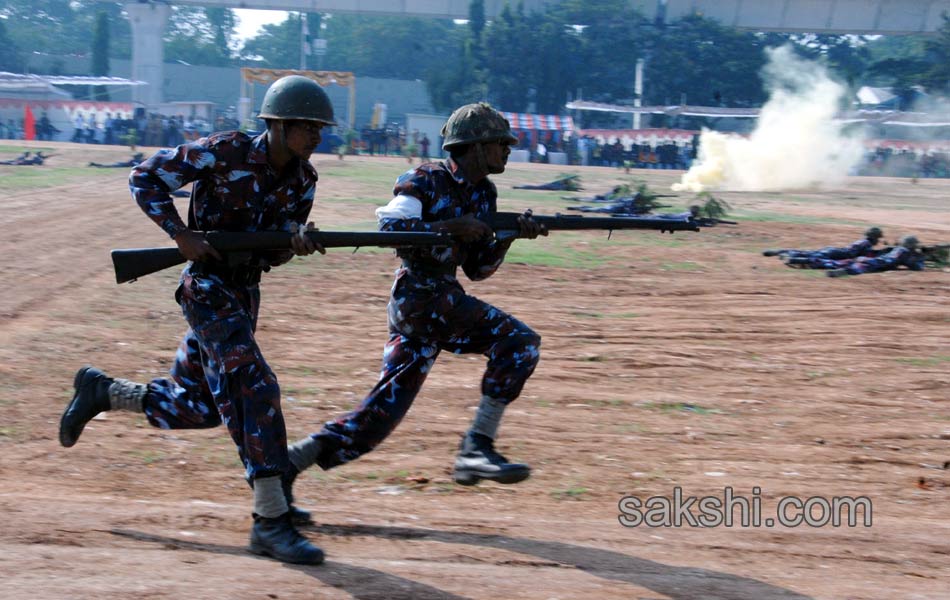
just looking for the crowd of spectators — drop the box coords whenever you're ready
[5,112,950,179]
[854,146,950,178]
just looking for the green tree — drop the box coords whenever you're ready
[165,6,236,67]
[921,14,950,93]
[91,11,111,101]
[645,15,769,108]
[482,3,531,110]
[0,19,24,72]
[550,0,652,104]
[240,14,301,69]
[0,1,131,68]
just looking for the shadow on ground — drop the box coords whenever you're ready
[112,524,813,600]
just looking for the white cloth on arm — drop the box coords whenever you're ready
[375,194,423,224]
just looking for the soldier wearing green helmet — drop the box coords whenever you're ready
[764,226,886,265]
[59,75,334,566]
[283,101,548,510]
[826,233,927,277]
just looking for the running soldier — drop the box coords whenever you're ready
[58,75,334,565]
[283,103,547,519]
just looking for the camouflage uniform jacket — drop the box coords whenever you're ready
[868,245,925,270]
[130,131,317,266]
[375,158,509,281]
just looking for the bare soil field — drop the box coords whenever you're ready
[0,141,948,600]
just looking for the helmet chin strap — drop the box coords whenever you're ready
[474,142,489,174]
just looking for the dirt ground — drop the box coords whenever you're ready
[0,141,948,600]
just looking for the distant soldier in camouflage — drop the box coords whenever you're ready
[88,152,144,168]
[826,235,926,277]
[768,227,885,267]
[283,102,547,513]
[58,75,334,565]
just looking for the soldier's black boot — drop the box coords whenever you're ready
[762,249,781,257]
[784,256,810,267]
[827,268,849,278]
[59,367,112,447]
[453,433,531,486]
[249,512,324,565]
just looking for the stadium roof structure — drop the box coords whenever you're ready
[0,72,146,100]
[566,100,950,128]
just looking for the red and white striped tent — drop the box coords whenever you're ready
[501,112,574,131]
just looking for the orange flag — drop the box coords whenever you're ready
[23,104,36,141]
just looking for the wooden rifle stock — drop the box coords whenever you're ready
[111,230,450,284]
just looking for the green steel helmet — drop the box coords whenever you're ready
[900,235,919,249]
[258,75,336,125]
[441,102,518,150]
[865,227,883,240]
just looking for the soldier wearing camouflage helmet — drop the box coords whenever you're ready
[58,75,334,565]
[764,226,887,267]
[826,234,926,277]
[282,102,547,505]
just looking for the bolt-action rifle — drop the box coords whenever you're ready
[919,243,949,266]
[112,230,451,284]
[485,211,698,242]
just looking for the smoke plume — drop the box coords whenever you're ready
[673,45,865,193]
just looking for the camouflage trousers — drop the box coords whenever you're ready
[143,271,289,480]
[309,270,541,470]
[811,257,888,274]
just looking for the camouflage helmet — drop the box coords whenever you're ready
[258,75,336,125]
[441,102,518,150]
[865,226,883,240]
[900,235,919,249]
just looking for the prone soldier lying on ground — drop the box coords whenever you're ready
[88,152,145,168]
[658,205,737,226]
[766,227,884,265]
[514,173,582,191]
[0,151,52,165]
[823,236,926,277]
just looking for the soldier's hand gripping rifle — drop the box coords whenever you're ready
[485,211,698,242]
[112,230,451,284]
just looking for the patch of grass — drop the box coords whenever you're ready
[732,211,862,226]
[131,450,165,465]
[571,310,604,318]
[0,426,27,440]
[660,261,702,271]
[639,402,721,415]
[506,241,610,268]
[0,166,116,191]
[0,146,56,155]
[552,485,589,501]
[894,355,950,367]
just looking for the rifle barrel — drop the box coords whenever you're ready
[487,211,699,232]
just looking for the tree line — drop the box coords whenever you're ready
[2,0,949,117]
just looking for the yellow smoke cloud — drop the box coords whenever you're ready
[673,45,865,193]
